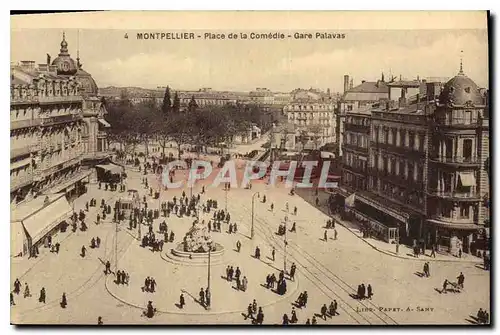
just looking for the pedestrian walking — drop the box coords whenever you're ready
[97,316,103,325]
[291,307,298,323]
[324,230,328,241]
[39,287,46,303]
[367,284,373,299]
[23,283,31,298]
[272,247,275,261]
[321,304,328,320]
[10,293,14,306]
[312,316,317,324]
[60,292,67,308]
[430,244,436,258]
[282,313,290,325]
[205,288,211,307]
[457,272,465,289]
[199,288,205,307]
[334,229,338,240]
[236,240,241,252]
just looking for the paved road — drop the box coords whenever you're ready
[10,170,490,325]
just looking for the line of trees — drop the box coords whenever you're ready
[105,87,277,158]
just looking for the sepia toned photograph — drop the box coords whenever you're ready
[9,11,490,325]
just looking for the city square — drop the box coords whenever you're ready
[10,12,490,326]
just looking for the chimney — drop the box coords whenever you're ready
[38,64,48,72]
[343,75,349,93]
[349,79,353,89]
[46,54,51,65]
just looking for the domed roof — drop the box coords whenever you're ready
[51,32,78,75]
[76,68,98,96]
[439,65,484,106]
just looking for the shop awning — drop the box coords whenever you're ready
[45,170,92,194]
[96,164,123,175]
[356,192,410,223]
[428,219,480,231]
[459,172,476,187]
[98,119,111,128]
[11,193,72,247]
[10,157,31,170]
[10,221,26,257]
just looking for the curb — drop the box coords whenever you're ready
[330,212,482,264]
[104,268,300,316]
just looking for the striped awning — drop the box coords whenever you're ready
[459,172,476,187]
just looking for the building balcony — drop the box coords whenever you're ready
[10,173,33,192]
[370,140,425,158]
[11,118,42,130]
[10,146,31,159]
[429,156,481,167]
[427,189,481,201]
[343,143,369,154]
[82,150,113,161]
[40,114,82,126]
[342,165,367,176]
[345,123,370,134]
[38,95,83,104]
[368,167,424,191]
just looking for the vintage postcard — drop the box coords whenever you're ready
[10,11,490,325]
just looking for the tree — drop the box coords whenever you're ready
[162,86,171,115]
[297,129,309,153]
[166,112,194,159]
[172,92,181,113]
[188,95,198,113]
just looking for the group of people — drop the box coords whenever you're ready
[282,307,298,324]
[319,301,339,320]
[142,276,158,293]
[294,291,308,308]
[198,287,211,309]
[115,270,130,285]
[224,266,248,291]
[263,270,287,295]
[356,283,373,300]
[476,308,490,324]
[245,299,264,325]
[323,229,338,241]
[325,218,336,229]
[10,279,47,307]
[90,236,101,249]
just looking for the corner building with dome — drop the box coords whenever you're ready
[334,63,489,257]
[10,33,112,256]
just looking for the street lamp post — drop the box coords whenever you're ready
[251,192,260,240]
[225,187,228,212]
[207,241,212,310]
[284,216,288,274]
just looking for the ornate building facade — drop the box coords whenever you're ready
[10,33,110,205]
[333,65,489,255]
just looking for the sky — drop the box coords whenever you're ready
[11,28,489,93]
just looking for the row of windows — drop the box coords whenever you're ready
[372,154,424,183]
[372,126,425,152]
[11,80,79,100]
[345,132,368,148]
[285,105,334,111]
[437,110,478,125]
[342,172,367,190]
[369,177,424,208]
[345,115,370,126]
[344,152,368,172]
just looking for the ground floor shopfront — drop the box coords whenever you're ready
[426,219,487,256]
[11,193,73,258]
[328,188,426,246]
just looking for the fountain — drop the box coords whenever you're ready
[169,220,225,265]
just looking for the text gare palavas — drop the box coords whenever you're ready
[203,32,346,40]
